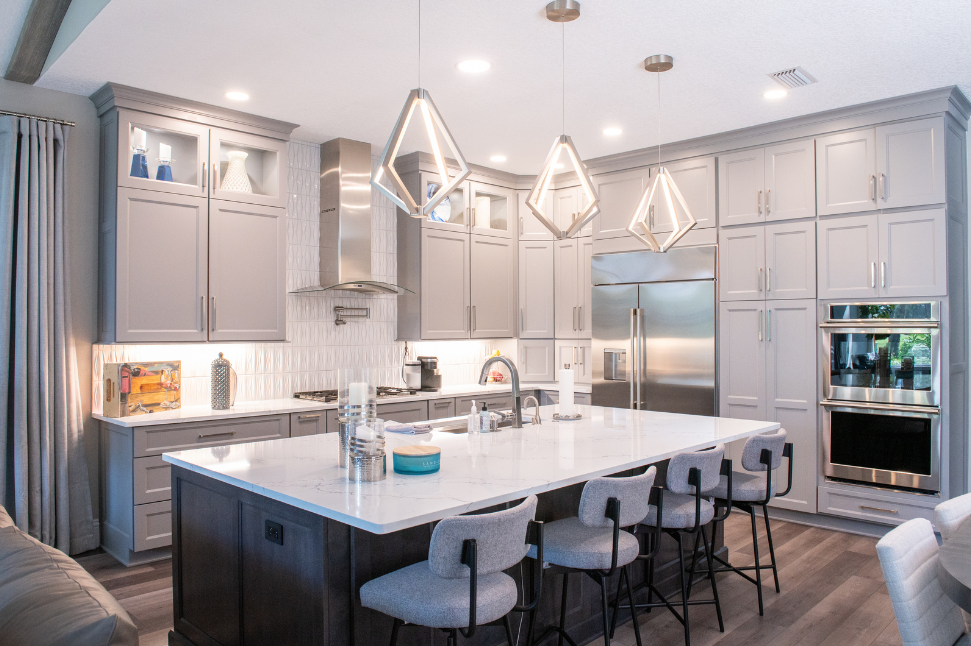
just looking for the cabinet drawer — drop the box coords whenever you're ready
[134,500,172,551]
[376,401,428,424]
[428,398,456,419]
[818,485,937,527]
[133,414,289,457]
[134,456,171,505]
[290,411,325,437]
[456,393,515,414]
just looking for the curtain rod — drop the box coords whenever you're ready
[0,109,75,127]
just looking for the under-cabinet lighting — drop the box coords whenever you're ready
[225,91,250,102]
[457,60,491,73]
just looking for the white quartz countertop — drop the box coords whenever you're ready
[93,382,588,428]
[163,405,779,534]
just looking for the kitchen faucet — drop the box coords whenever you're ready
[522,395,542,425]
[478,356,523,429]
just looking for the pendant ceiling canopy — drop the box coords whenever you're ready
[627,55,697,252]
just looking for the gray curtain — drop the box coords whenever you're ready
[0,115,97,555]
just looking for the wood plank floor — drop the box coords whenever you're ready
[76,514,903,646]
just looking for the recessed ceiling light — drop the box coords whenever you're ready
[603,127,622,136]
[457,60,491,73]
[490,155,507,163]
[226,91,250,101]
[763,89,788,100]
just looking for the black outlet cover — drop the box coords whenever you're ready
[265,520,284,545]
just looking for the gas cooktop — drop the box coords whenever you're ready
[293,387,418,404]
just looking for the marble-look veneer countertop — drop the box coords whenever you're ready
[93,382,588,428]
[163,405,779,534]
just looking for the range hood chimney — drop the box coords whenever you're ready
[291,138,410,295]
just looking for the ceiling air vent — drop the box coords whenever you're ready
[768,66,817,89]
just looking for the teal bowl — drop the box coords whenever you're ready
[393,446,441,475]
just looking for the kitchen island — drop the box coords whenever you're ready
[163,405,779,646]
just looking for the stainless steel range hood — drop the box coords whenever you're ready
[290,138,410,295]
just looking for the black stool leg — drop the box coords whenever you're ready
[389,618,402,646]
[448,627,458,646]
[503,615,515,645]
[763,504,781,593]
[599,575,612,646]
[686,530,701,598]
[701,526,724,632]
[646,532,656,611]
[750,506,764,616]
[558,572,570,646]
[624,565,643,646]
[677,532,691,646]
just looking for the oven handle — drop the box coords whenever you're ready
[819,322,939,329]
[819,400,940,415]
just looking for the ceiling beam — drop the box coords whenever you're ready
[4,0,73,85]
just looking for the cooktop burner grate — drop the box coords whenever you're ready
[293,387,418,403]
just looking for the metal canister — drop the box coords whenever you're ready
[211,353,237,410]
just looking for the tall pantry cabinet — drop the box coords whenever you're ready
[93,83,296,343]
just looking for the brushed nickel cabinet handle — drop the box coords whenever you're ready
[201,162,207,190]
[573,306,577,331]
[200,296,204,331]
[466,305,471,332]
[759,309,763,342]
[472,206,476,227]
[879,173,886,201]
[766,189,771,215]
[860,505,897,514]
[758,268,763,292]
[199,431,236,439]
[472,306,476,332]
[521,308,525,333]
[578,306,582,331]
[211,296,216,332]
[767,267,772,292]
[433,401,450,408]
[520,217,523,235]
[298,414,321,421]
[767,309,771,341]
[881,261,886,288]
[212,161,218,190]
[870,175,876,201]
[870,262,876,288]
[649,204,654,229]
[757,190,763,215]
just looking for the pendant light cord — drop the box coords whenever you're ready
[657,70,661,168]
[562,22,565,135]
[418,0,421,87]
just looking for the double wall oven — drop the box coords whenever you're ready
[821,302,941,492]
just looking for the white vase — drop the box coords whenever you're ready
[221,150,252,193]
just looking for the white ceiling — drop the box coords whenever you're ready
[26,0,971,174]
[0,0,33,74]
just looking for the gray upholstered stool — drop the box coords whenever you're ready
[528,466,661,646]
[360,495,543,646]
[614,445,731,646]
[701,429,792,616]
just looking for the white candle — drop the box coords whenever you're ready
[132,127,147,150]
[348,382,369,408]
[159,143,171,162]
[559,368,575,417]
[355,425,375,441]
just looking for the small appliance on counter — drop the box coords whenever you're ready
[418,356,442,392]
[103,361,181,417]
[403,360,422,389]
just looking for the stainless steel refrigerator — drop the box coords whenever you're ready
[592,246,716,415]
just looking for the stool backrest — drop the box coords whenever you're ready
[934,492,971,541]
[578,466,657,528]
[429,495,537,579]
[666,445,724,495]
[741,429,787,472]
[876,518,966,646]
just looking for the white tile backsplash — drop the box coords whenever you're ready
[92,140,511,412]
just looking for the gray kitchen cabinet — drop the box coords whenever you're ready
[554,239,580,339]
[325,409,341,433]
[428,398,456,419]
[649,156,717,233]
[719,141,814,226]
[765,221,816,300]
[555,340,591,384]
[718,226,765,301]
[553,185,593,237]
[519,241,555,338]
[420,175,470,234]
[718,301,766,421]
[876,118,946,210]
[456,393,516,415]
[209,127,288,209]
[420,228,471,339]
[592,167,651,240]
[817,215,880,299]
[290,411,325,437]
[541,391,592,406]
[880,208,947,298]
[518,339,556,382]
[470,181,515,239]
[470,234,516,338]
[209,200,287,341]
[765,299,817,514]
[518,189,554,241]
[580,238,593,336]
[815,128,877,216]
[718,148,764,227]
[377,400,429,424]
[115,109,209,198]
[112,188,209,342]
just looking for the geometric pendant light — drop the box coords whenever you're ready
[525,1,600,239]
[627,55,697,252]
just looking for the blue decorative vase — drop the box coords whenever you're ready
[130,153,149,179]
[156,163,173,182]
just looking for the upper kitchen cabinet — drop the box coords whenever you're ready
[719,220,815,301]
[554,238,592,339]
[92,83,297,344]
[592,167,650,240]
[816,118,945,216]
[470,235,516,337]
[210,129,288,209]
[519,189,554,240]
[553,184,594,237]
[421,174,469,233]
[649,156,717,233]
[470,182,515,238]
[419,228,471,340]
[719,140,815,226]
[519,240,555,338]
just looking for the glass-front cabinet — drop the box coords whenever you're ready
[470,182,514,238]
[210,129,287,209]
[420,173,468,232]
[117,110,209,197]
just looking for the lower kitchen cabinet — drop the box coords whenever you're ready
[519,339,556,382]
[290,411,325,437]
[555,340,592,385]
[428,397,456,419]
[376,400,429,424]
[456,393,516,414]
[817,484,936,526]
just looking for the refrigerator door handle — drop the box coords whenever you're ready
[630,309,637,410]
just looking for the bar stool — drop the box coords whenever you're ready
[528,466,662,646]
[935,492,971,541]
[701,429,792,616]
[613,445,731,646]
[359,495,543,646]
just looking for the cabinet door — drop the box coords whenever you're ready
[555,340,578,371]
[420,229,470,339]
[816,128,877,216]
[554,240,579,338]
[422,176,469,233]
[115,188,208,342]
[655,156,717,231]
[518,339,556,382]
[553,187,578,234]
[718,301,766,421]
[518,189,555,241]
[290,412,324,437]
[470,182,514,238]
[765,221,816,300]
[879,208,947,298]
[209,201,287,341]
[376,401,428,424]
[765,139,816,221]
[592,168,650,240]
[470,235,515,338]
[116,109,209,198]
[765,299,817,513]
[817,215,879,299]
[578,238,593,337]
[519,241,555,338]
[576,340,593,385]
[718,226,765,302]
[718,148,765,226]
[428,398,456,419]
[210,128,288,209]
[876,118,946,210]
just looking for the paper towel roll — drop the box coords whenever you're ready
[559,368,575,417]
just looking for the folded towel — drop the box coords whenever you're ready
[385,421,432,435]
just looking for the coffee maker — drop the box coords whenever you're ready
[417,356,442,392]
